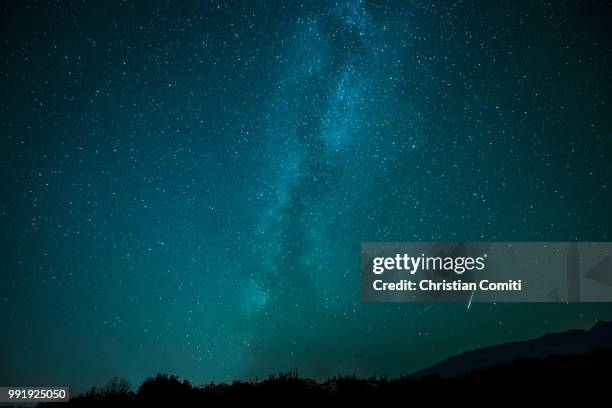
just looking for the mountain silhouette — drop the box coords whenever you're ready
[38,348,612,405]
[34,320,612,405]
[411,319,612,379]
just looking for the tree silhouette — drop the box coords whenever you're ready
[103,376,131,397]
[37,348,612,406]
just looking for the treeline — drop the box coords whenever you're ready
[38,348,612,405]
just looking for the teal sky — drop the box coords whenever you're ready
[1,0,611,391]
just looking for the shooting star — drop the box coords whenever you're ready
[467,289,475,311]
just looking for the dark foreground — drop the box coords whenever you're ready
[36,348,611,405]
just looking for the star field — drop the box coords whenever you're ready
[1,0,611,391]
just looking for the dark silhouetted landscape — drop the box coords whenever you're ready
[32,321,612,405]
[412,318,612,378]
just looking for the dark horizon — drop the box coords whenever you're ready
[40,347,612,404]
[69,317,612,394]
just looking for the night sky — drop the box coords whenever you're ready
[1,0,611,392]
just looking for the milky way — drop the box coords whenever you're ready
[1,0,611,390]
